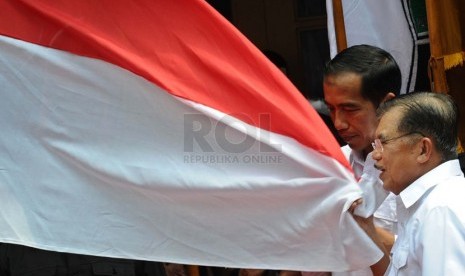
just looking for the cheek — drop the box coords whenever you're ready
[358,113,377,126]
[349,113,377,134]
[382,158,405,193]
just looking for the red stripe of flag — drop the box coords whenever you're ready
[0,0,350,170]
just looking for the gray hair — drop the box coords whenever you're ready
[377,92,459,161]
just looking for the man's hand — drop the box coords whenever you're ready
[350,199,391,276]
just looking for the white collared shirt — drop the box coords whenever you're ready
[386,160,465,276]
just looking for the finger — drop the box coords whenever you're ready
[348,198,363,213]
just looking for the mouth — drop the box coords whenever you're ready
[374,164,386,180]
[340,134,356,143]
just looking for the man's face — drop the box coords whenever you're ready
[323,73,378,155]
[372,109,422,195]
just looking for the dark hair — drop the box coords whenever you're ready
[324,44,402,107]
[377,92,459,161]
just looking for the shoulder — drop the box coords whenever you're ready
[415,176,465,228]
[428,176,465,211]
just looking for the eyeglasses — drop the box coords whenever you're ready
[372,131,425,152]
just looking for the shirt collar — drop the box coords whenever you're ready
[399,159,463,209]
[350,149,365,167]
[341,145,365,178]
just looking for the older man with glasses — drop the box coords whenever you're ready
[353,92,465,276]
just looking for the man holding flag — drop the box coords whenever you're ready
[320,44,401,276]
[0,0,384,274]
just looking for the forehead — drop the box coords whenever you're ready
[323,73,367,104]
[376,108,404,137]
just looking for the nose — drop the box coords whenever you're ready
[372,149,382,161]
[332,110,349,131]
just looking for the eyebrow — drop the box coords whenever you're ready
[324,102,360,108]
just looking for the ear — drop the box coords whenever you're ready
[416,137,434,164]
[381,92,396,103]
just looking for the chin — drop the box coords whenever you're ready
[382,182,397,194]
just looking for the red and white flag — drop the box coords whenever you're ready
[0,0,381,271]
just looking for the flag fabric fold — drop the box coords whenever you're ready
[0,0,381,271]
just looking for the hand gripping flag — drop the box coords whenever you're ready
[0,0,382,271]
